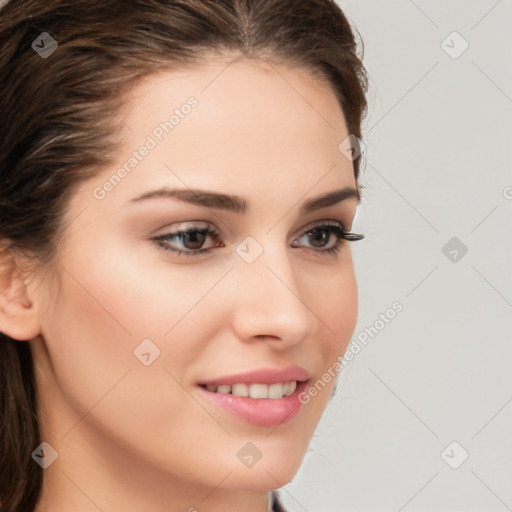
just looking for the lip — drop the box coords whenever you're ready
[198,366,311,386]
[198,380,309,427]
[197,366,311,427]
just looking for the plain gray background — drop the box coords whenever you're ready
[280,1,512,511]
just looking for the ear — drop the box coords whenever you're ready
[0,243,41,341]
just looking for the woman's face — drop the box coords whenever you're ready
[30,56,360,508]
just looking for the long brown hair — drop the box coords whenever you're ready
[0,1,368,510]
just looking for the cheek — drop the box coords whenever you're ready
[38,263,141,432]
[39,244,228,412]
[52,239,222,343]
[295,256,358,421]
[307,256,359,356]
[38,254,215,457]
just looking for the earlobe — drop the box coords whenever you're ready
[0,244,41,341]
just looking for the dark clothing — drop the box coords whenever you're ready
[271,491,287,511]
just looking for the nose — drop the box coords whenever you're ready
[228,242,318,348]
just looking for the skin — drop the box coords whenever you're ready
[1,55,361,512]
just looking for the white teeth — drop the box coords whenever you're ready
[268,383,283,399]
[231,383,249,397]
[284,380,297,396]
[249,383,268,399]
[204,381,298,399]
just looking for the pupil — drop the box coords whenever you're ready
[310,230,328,247]
[184,231,206,249]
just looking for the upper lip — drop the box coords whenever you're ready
[198,366,311,386]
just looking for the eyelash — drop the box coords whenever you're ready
[152,221,365,258]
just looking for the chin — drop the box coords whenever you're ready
[223,460,304,491]
[216,440,308,491]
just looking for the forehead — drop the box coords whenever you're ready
[85,56,356,211]
[121,55,348,145]
[124,55,345,125]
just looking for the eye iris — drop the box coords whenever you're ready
[309,229,330,247]
[183,230,206,250]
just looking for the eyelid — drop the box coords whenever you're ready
[149,220,213,237]
[296,219,364,240]
[298,218,348,234]
[292,220,364,246]
[150,218,364,258]
[153,219,353,238]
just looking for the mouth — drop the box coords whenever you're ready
[197,366,311,427]
[199,380,298,399]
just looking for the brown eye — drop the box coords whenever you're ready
[306,228,334,248]
[292,221,364,256]
[153,224,224,257]
[179,229,207,250]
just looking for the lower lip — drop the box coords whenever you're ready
[197,381,308,427]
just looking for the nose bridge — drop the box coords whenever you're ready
[230,236,317,344]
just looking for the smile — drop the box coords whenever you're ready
[197,366,311,426]
[202,381,297,399]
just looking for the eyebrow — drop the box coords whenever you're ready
[130,186,360,214]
